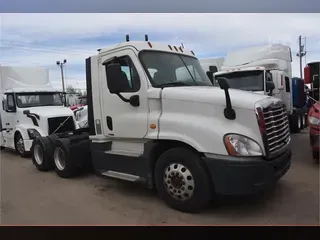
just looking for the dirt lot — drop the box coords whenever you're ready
[0,129,319,225]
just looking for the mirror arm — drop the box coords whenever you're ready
[115,93,130,103]
[223,89,236,120]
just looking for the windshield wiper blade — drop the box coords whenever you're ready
[156,81,190,88]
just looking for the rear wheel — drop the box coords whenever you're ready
[312,150,319,164]
[290,114,301,133]
[53,138,80,178]
[31,137,54,171]
[15,132,28,158]
[154,147,213,213]
[300,114,306,130]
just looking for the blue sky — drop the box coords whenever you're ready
[1,13,320,91]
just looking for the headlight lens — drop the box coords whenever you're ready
[27,129,41,139]
[308,116,320,126]
[224,134,263,156]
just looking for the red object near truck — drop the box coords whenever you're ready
[308,102,320,162]
[70,95,87,111]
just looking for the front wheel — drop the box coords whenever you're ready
[154,147,213,213]
[15,132,28,158]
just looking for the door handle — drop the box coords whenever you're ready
[106,116,113,131]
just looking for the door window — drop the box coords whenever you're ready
[105,56,141,92]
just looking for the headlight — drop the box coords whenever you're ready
[27,129,41,139]
[224,134,263,157]
[308,116,320,126]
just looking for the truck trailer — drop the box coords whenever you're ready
[0,66,77,157]
[204,44,307,134]
[29,36,292,213]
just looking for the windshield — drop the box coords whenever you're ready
[139,51,213,88]
[16,92,63,108]
[213,70,264,91]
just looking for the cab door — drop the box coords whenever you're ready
[99,49,149,139]
[1,93,17,148]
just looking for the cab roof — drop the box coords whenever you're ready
[214,66,266,76]
[97,41,196,58]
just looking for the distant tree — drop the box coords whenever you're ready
[66,85,77,94]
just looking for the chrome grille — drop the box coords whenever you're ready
[263,104,290,155]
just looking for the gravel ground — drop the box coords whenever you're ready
[0,128,319,225]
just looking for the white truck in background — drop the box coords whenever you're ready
[30,36,292,213]
[0,66,77,157]
[204,44,306,133]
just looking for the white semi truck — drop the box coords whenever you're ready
[30,36,292,213]
[204,44,307,133]
[0,66,77,157]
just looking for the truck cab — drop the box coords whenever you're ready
[0,66,77,157]
[209,44,306,133]
[31,37,292,213]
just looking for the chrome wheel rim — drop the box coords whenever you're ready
[164,163,195,201]
[34,144,43,165]
[54,147,66,171]
[16,137,25,154]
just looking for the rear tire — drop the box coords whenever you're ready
[31,137,54,171]
[14,132,29,158]
[53,138,80,178]
[312,151,319,164]
[290,114,301,133]
[154,147,213,213]
[300,113,306,130]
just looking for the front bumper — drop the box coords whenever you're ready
[202,148,291,196]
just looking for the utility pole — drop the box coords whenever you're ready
[56,59,67,92]
[296,35,306,79]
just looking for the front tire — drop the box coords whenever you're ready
[154,147,213,213]
[15,132,28,158]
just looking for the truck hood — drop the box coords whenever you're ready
[22,106,74,118]
[161,86,272,110]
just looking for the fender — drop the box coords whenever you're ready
[158,107,264,155]
[15,124,47,140]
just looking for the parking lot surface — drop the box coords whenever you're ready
[0,129,319,225]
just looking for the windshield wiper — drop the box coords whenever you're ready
[155,81,190,88]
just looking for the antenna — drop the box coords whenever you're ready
[145,35,149,41]
[126,35,130,42]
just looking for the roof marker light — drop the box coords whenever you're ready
[179,46,183,52]
[168,45,172,50]
[148,42,152,48]
[191,50,195,55]
[174,46,178,51]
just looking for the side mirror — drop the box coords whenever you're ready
[209,66,218,73]
[106,63,126,94]
[206,71,214,84]
[266,81,275,92]
[266,81,275,96]
[2,99,8,111]
[23,110,30,115]
[217,77,230,90]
